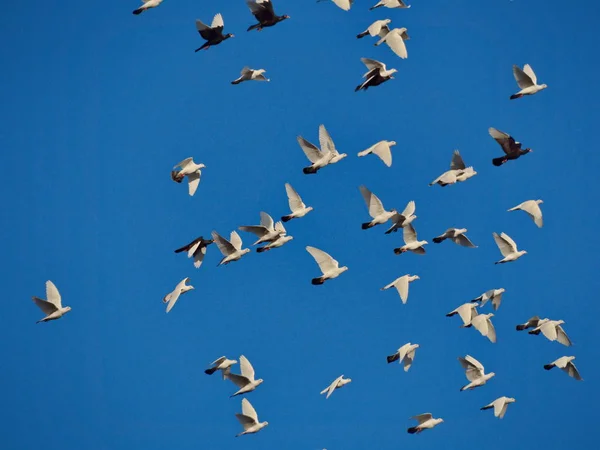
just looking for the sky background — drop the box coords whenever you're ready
[1,0,599,449]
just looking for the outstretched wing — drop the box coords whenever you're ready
[32,296,58,315]
[360,57,384,71]
[260,211,275,231]
[306,246,338,274]
[513,64,534,89]
[451,150,466,170]
[241,398,259,422]
[411,413,433,424]
[229,231,243,251]
[319,124,337,155]
[493,232,514,256]
[359,185,385,218]
[46,280,63,308]
[211,231,236,256]
[297,136,323,163]
[522,64,538,85]
[403,223,418,244]
[285,183,305,212]
[239,355,256,381]
[372,141,393,167]
[382,29,408,59]
[187,171,200,196]
[211,13,224,31]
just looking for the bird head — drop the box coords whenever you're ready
[488,372,496,379]
[536,199,544,204]
[421,240,429,245]
[540,83,548,90]
[281,14,291,20]
[522,148,533,154]
[389,68,398,77]
[487,313,495,318]
[306,206,314,213]
[225,33,235,39]
[389,140,397,146]
[340,266,349,274]
[231,359,238,365]
[256,378,264,385]
[556,320,565,325]
[64,306,72,312]
[242,248,251,255]
[508,398,516,403]
[521,250,528,255]
[262,421,269,427]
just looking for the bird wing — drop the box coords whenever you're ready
[513,64,535,89]
[195,19,210,32]
[486,318,497,343]
[471,316,489,337]
[193,245,207,268]
[566,361,582,380]
[394,276,409,303]
[297,136,323,163]
[556,326,572,346]
[236,413,257,429]
[520,201,543,228]
[488,128,515,155]
[229,231,243,251]
[456,303,477,324]
[494,399,507,418]
[260,211,275,231]
[32,296,58,315]
[227,373,250,388]
[398,343,410,362]
[326,375,343,399]
[187,241,201,258]
[539,321,558,341]
[210,356,227,366]
[372,141,393,167]
[239,355,256,381]
[454,234,477,248]
[412,413,432,424]
[274,221,286,234]
[241,398,259,422]
[332,0,352,11]
[166,285,184,313]
[360,186,385,218]
[361,57,385,71]
[285,183,305,212]
[460,355,484,380]
[383,29,407,59]
[187,171,200,196]
[400,200,415,217]
[403,223,418,244]
[318,124,337,155]
[522,64,538,85]
[368,20,387,37]
[174,157,193,169]
[500,232,518,251]
[211,13,224,30]
[45,280,63,308]
[238,225,268,238]
[306,246,338,274]
[403,347,416,372]
[451,150,466,170]
[211,231,236,256]
[493,232,514,257]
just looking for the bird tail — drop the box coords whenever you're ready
[303,166,318,174]
[312,277,325,285]
[356,31,368,39]
[204,367,217,375]
[543,364,554,370]
[369,5,380,11]
[231,79,242,85]
[393,248,403,255]
[357,149,370,158]
[171,171,184,183]
[480,405,493,411]
[355,84,364,92]
[132,8,144,15]
[361,222,373,230]
[407,427,419,434]
[386,354,399,364]
[492,157,507,166]
[247,23,260,32]
[256,247,269,253]
[460,384,470,391]
[281,215,291,222]
[194,43,209,53]
[432,237,444,243]
[510,94,522,100]
[528,329,541,335]
[174,245,189,254]
[516,324,526,331]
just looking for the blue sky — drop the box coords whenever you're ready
[1,0,599,448]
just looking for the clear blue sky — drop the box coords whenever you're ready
[2,1,599,448]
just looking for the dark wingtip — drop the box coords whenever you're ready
[516,325,525,331]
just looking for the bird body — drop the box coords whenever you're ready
[357,140,396,166]
[481,397,516,419]
[375,28,409,59]
[132,0,163,15]
[226,355,264,397]
[493,232,526,264]
[472,288,505,311]
[381,274,419,304]
[320,375,352,399]
[194,14,234,52]
[385,200,416,234]
[171,157,205,196]
[489,127,532,166]
[386,343,419,371]
[407,413,443,434]
[162,277,194,313]
[235,398,268,437]
[359,185,397,229]
[355,58,397,92]
[32,280,71,323]
[174,236,213,268]
[529,320,572,346]
[544,356,582,380]
[239,212,284,245]
[430,150,476,186]
[447,303,479,326]
[256,222,292,252]
[510,64,547,99]
[317,0,353,11]
[516,315,545,331]
[298,124,346,174]
[432,228,477,247]
[246,0,289,31]
[357,19,391,39]
[212,230,251,265]
[393,223,427,255]
[459,355,495,391]
[281,183,313,221]
[466,313,497,343]
[231,67,269,84]
[371,0,411,10]
[205,356,238,378]
[508,199,543,228]
[306,246,348,285]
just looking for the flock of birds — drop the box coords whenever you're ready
[30,0,582,442]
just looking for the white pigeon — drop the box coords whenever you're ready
[544,356,582,381]
[529,320,572,346]
[355,58,397,92]
[257,222,293,252]
[432,228,477,248]
[385,200,416,234]
[162,277,194,313]
[386,343,419,371]
[174,236,213,269]
[205,356,238,379]
[231,67,269,85]
[320,375,352,399]
[132,0,163,15]
[481,397,516,419]
[226,355,264,397]
[446,303,479,326]
[472,288,505,311]
[239,211,284,245]
[508,200,544,228]
[171,157,206,196]
[375,27,409,59]
[32,280,71,323]
[493,232,527,264]
[407,413,443,434]
[299,124,346,174]
[359,185,397,229]
[516,315,546,331]
[393,223,428,255]
[510,64,547,100]
[429,150,476,187]
[211,230,251,265]
[370,0,411,10]
[458,354,495,391]
[466,313,497,343]
[319,124,346,164]
[306,246,348,285]
[381,274,419,304]
[356,19,391,39]
[317,0,353,11]
[281,183,313,222]
[357,140,396,167]
[235,398,269,437]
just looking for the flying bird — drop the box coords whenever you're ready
[281,183,313,222]
[481,397,516,419]
[205,356,238,378]
[492,232,527,264]
[529,320,572,346]
[320,375,352,399]
[174,236,213,268]
[407,413,443,434]
[465,313,497,343]
[306,246,348,285]
[357,19,391,39]
[32,280,71,323]
[355,58,397,92]
[226,355,264,397]
[256,223,293,252]
[298,124,346,174]
[385,200,416,234]
[510,64,547,99]
[393,223,428,255]
[359,185,397,229]
[239,212,284,245]
[235,398,269,437]
[471,288,505,311]
[387,343,420,371]
[429,150,476,187]
[231,67,269,84]
[162,277,194,313]
[317,0,353,10]
[371,0,411,10]
[516,315,545,331]
[381,274,419,304]
[357,140,396,167]
[194,14,234,52]
[375,27,409,59]
[508,200,543,228]
[132,0,163,15]
[171,157,206,197]
[446,303,479,327]
[432,228,477,248]
[458,355,495,391]
[489,127,532,166]
[246,0,290,31]
[544,356,582,381]
[211,230,251,265]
